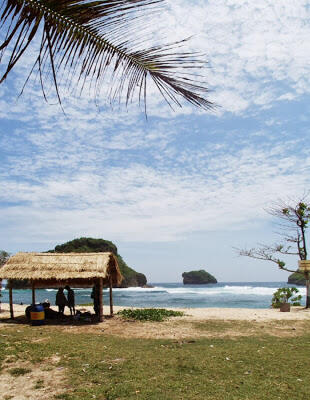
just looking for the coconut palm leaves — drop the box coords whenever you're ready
[0,0,213,110]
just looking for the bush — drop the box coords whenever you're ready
[271,287,302,308]
[117,308,184,322]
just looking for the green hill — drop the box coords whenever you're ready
[49,237,147,288]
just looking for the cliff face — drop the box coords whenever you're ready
[50,237,147,288]
[287,271,306,286]
[182,269,217,285]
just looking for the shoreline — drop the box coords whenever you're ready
[1,303,310,321]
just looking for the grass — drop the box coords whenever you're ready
[34,379,44,389]
[0,321,310,399]
[117,308,184,321]
[8,367,32,376]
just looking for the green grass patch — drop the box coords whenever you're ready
[8,367,31,377]
[54,395,71,400]
[0,321,310,399]
[117,308,184,321]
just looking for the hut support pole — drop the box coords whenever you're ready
[0,279,2,313]
[9,286,14,319]
[99,278,103,322]
[32,282,36,304]
[109,278,113,317]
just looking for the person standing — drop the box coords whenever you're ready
[55,287,67,315]
[65,285,75,315]
[91,284,100,317]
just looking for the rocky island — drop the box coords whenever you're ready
[182,269,217,285]
[287,271,306,286]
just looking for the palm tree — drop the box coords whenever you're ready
[0,0,213,111]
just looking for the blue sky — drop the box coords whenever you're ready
[1,0,310,282]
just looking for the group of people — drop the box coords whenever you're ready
[55,286,75,315]
[55,284,100,317]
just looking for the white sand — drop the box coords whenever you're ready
[1,303,309,321]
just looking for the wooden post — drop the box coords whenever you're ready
[32,281,36,304]
[9,286,14,319]
[0,279,2,313]
[99,278,103,322]
[109,278,114,317]
[306,272,310,309]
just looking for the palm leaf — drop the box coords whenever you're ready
[0,0,213,110]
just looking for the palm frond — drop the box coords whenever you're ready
[0,0,213,111]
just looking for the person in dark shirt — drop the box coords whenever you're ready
[91,284,100,317]
[55,287,67,315]
[65,285,75,315]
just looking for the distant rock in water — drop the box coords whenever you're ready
[287,271,306,286]
[182,269,217,285]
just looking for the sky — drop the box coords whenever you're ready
[1,0,310,283]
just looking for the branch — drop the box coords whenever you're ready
[236,247,299,274]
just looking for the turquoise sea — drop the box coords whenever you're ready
[0,282,306,309]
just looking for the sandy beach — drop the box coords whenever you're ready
[1,303,310,342]
[1,303,310,322]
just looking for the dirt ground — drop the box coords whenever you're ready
[0,356,69,400]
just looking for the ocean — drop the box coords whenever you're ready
[0,282,306,309]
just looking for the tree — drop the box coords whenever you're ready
[0,250,9,266]
[0,0,213,111]
[237,199,310,308]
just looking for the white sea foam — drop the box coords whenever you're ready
[112,285,307,296]
[112,287,166,293]
[169,286,306,296]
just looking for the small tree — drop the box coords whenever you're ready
[271,287,302,308]
[237,199,310,308]
[0,250,10,313]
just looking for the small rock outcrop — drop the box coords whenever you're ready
[287,271,306,286]
[182,269,217,285]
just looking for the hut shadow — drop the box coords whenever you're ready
[0,314,104,326]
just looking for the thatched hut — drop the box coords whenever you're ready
[0,252,123,321]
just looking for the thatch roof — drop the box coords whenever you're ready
[0,252,123,287]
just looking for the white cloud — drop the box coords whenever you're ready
[1,128,309,245]
[161,0,310,113]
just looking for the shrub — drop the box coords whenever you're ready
[271,287,302,308]
[117,308,184,322]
